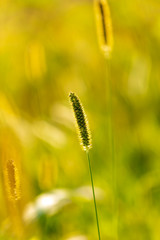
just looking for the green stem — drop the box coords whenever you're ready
[106,60,118,240]
[86,150,101,240]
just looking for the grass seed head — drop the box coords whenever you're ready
[94,0,113,58]
[4,159,21,201]
[69,92,92,151]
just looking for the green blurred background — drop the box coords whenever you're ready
[0,0,160,239]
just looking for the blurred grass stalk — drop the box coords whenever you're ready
[69,92,101,240]
[106,59,118,240]
[94,0,118,239]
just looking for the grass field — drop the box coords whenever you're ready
[0,0,160,239]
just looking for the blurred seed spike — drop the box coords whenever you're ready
[38,157,57,190]
[25,41,46,81]
[94,0,113,58]
[69,92,92,151]
[4,159,21,201]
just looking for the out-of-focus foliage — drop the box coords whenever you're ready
[0,0,160,239]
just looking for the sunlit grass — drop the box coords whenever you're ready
[0,0,160,239]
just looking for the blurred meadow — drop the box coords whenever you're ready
[0,0,160,239]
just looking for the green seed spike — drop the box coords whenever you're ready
[69,92,101,239]
[69,92,91,151]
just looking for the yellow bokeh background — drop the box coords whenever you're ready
[0,0,160,239]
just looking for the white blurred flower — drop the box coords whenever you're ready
[23,189,71,223]
[66,235,88,240]
[73,185,105,201]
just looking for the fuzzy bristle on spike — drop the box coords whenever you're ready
[4,159,21,201]
[94,0,113,58]
[69,92,92,151]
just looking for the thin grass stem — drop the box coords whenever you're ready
[106,59,119,240]
[86,150,101,240]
